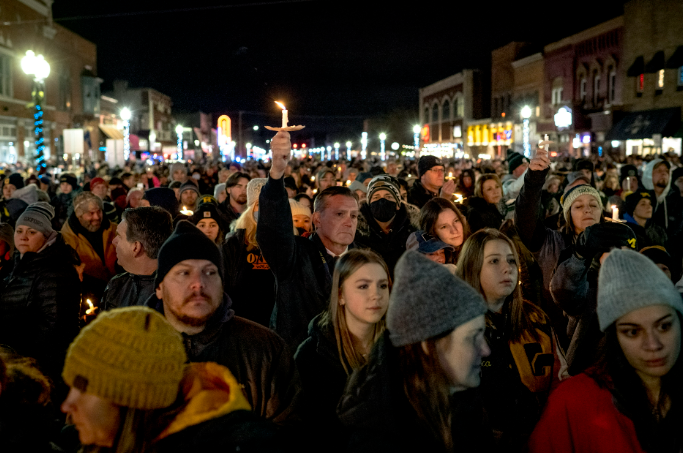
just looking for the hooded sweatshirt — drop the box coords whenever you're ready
[641,159,673,229]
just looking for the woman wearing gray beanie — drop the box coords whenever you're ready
[338,250,494,453]
[530,249,683,453]
[0,202,81,383]
[456,229,565,451]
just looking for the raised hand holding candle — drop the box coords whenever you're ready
[275,101,288,128]
[265,101,304,132]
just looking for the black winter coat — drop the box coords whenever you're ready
[222,229,276,327]
[0,233,81,379]
[354,202,416,275]
[465,197,505,233]
[257,175,355,347]
[147,294,302,426]
[294,314,349,452]
[407,180,438,209]
[338,333,494,453]
[102,271,156,310]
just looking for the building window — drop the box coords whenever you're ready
[580,77,587,101]
[424,107,430,124]
[657,69,665,90]
[593,72,600,104]
[0,54,11,97]
[442,99,451,121]
[454,96,464,117]
[432,104,439,123]
[551,87,563,105]
[608,68,616,104]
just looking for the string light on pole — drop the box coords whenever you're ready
[21,50,50,171]
[334,142,340,160]
[175,124,183,160]
[361,132,368,160]
[346,141,352,160]
[379,133,387,161]
[521,106,532,158]
[120,108,131,161]
[413,125,420,152]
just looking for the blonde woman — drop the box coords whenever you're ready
[295,249,390,452]
[221,178,275,327]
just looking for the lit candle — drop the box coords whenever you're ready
[346,180,351,186]
[448,172,453,180]
[611,205,618,221]
[311,176,315,182]
[275,101,288,128]
[180,205,194,216]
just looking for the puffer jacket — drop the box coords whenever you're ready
[147,294,302,426]
[338,332,494,453]
[151,362,284,453]
[0,232,81,379]
[294,314,349,452]
[102,271,156,310]
[354,202,417,275]
[61,213,117,284]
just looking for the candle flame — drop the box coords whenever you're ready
[180,205,194,216]
[275,101,286,110]
[346,180,351,185]
[85,299,96,315]
[611,205,617,210]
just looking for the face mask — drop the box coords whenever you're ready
[192,174,201,180]
[370,198,397,222]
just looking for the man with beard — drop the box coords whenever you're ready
[218,172,251,225]
[61,191,118,304]
[146,220,301,426]
[642,158,683,237]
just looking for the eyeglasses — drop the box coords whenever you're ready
[429,167,445,174]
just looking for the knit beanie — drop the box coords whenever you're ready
[171,163,187,180]
[348,180,367,194]
[155,220,224,287]
[246,178,267,207]
[624,190,653,216]
[597,248,683,331]
[190,197,225,229]
[367,175,401,204]
[7,173,25,190]
[214,183,226,199]
[566,171,591,187]
[355,172,373,183]
[90,177,107,189]
[619,164,639,184]
[289,198,311,218]
[59,173,78,191]
[561,184,604,221]
[62,307,187,410]
[640,245,673,272]
[178,181,200,197]
[508,152,527,174]
[387,251,487,347]
[16,202,55,237]
[143,187,179,217]
[418,156,443,177]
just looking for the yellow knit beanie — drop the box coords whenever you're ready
[62,307,187,410]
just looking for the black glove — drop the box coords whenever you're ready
[574,222,637,262]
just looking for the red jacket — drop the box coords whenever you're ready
[529,373,644,453]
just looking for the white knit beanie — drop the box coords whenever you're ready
[597,248,683,331]
[246,178,268,207]
[289,199,311,218]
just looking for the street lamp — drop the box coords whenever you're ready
[345,141,352,160]
[175,124,183,160]
[379,133,387,160]
[520,106,532,158]
[326,146,332,161]
[361,132,368,160]
[334,142,340,160]
[120,108,131,161]
[21,50,50,170]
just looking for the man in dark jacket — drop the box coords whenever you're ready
[103,206,173,310]
[148,220,301,426]
[258,131,359,347]
[355,174,417,275]
[218,171,251,225]
[407,155,455,208]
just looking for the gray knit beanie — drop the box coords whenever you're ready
[387,250,487,347]
[16,202,55,237]
[247,178,267,207]
[597,248,683,331]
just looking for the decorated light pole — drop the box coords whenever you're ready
[521,106,532,158]
[21,51,50,171]
[346,141,352,160]
[175,124,183,160]
[379,133,387,161]
[120,108,131,161]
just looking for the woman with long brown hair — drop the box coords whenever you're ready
[295,249,390,452]
[466,173,509,233]
[456,228,565,451]
[419,197,470,265]
[338,251,494,453]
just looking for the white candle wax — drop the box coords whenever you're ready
[612,205,618,221]
[282,109,288,128]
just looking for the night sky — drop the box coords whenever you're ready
[53,0,629,142]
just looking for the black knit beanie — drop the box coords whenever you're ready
[7,173,25,190]
[155,220,224,287]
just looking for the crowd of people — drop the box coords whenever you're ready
[0,130,682,452]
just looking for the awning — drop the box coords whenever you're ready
[605,108,680,141]
[627,56,644,77]
[644,51,665,73]
[99,125,124,140]
[666,46,683,68]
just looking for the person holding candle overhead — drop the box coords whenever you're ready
[0,202,81,384]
